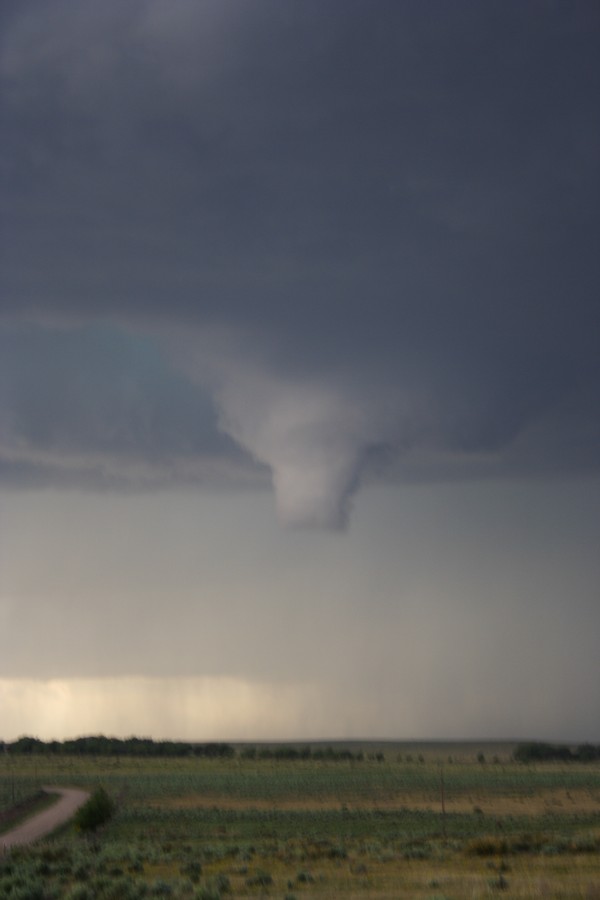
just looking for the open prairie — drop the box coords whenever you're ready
[1,743,600,898]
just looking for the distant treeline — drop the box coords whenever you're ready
[240,745,371,761]
[3,736,235,758]
[513,742,600,762]
[3,737,369,761]
[7,737,598,763]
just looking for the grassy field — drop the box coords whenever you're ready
[1,742,599,898]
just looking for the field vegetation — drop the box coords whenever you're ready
[1,740,599,898]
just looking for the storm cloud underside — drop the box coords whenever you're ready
[1,0,598,526]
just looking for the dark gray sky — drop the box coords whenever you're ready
[1,1,599,741]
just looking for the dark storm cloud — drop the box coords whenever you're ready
[0,324,255,488]
[1,1,599,523]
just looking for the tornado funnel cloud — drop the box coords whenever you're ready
[272,450,363,530]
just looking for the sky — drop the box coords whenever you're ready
[1,0,599,743]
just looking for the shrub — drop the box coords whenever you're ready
[245,869,273,887]
[465,836,507,856]
[296,871,314,883]
[213,874,231,893]
[180,861,202,882]
[64,886,93,900]
[75,788,115,833]
[150,879,173,896]
[196,888,221,900]
[10,879,46,900]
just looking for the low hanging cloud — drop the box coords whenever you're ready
[214,370,374,529]
[0,324,257,490]
[0,0,598,526]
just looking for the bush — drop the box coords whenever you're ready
[245,869,272,887]
[213,874,231,894]
[74,788,115,833]
[465,836,507,856]
[64,886,93,900]
[196,888,221,900]
[180,861,202,882]
[10,880,46,900]
[151,880,172,896]
[296,871,314,883]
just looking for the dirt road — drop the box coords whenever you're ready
[0,786,89,851]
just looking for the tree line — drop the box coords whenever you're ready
[6,736,598,762]
[513,742,600,762]
[2,737,369,761]
[3,736,235,758]
[240,745,369,761]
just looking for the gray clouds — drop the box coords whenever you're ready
[1,0,599,525]
[0,324,255,489]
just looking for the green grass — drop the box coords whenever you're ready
[3,751,597,801]
[1,747,599,898]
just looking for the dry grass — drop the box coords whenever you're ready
[153,785,600,816]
